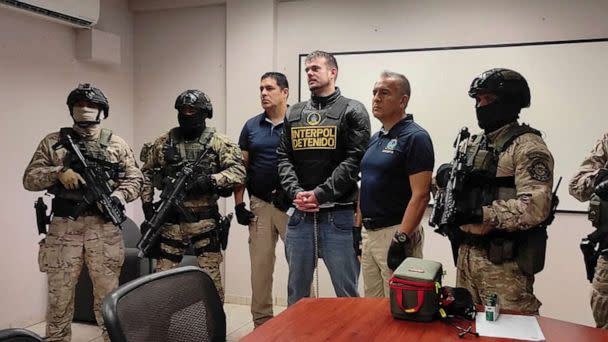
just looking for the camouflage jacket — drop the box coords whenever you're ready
[23,127,143,204]
[140,127,246,206]
[569,132,608,202]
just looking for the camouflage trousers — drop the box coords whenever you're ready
[456,244,541,314]
[38,216,124,342]
[156,217,224,302]
[592,255,608,329]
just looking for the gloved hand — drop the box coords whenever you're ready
[235,202,254,225]
[98,196,125,218]
[594,169,608,200]
[352,226,362,257]
[162,144,182,164]
[58,168,85,190]
[452,206,483,226]
[435,163,452,188]
[142,202,155,221]
[190,175,216,193]
[387,231,410,271]
[110,196,124,211]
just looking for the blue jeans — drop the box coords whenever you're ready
[285,208,360,305]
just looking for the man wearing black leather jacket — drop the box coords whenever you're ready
[277,50,371,305]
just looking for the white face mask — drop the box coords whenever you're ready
[73,106,99,123]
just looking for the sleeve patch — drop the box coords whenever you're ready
[528,159,551,182]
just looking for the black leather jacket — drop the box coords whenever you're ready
[277,88,371,205]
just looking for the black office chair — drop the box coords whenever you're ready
[102,266,226,342]
[0,328,43,342]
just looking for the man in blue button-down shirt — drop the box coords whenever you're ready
[234,72,290,327]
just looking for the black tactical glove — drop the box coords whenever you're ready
[98,196,124,215]
[235,202,255,225]
[453,206,484,226]
[435,163,453,188]
[142,202,155,221]
[387,231,411,271]
[191,175,216,193]
[162,144,182,164]
[594,169,608,200]
[110,196,124,211]
[353,226,362,257]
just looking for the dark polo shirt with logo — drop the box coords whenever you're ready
[239,112,284,202]
[360,114,434,226]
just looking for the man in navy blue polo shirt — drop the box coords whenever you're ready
[357,71,434,297]
[234,72,290,327]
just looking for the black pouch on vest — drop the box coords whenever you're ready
[516,227,548,275]
[487,238,514,264]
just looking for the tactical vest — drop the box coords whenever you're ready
[463,124,542,206]
[53,127,121,200]
[152,127,217,191]
[50,127,122,217]
[286,97,350,190]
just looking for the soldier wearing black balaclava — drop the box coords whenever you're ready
[140,89,245,302]
[432,69,555,314]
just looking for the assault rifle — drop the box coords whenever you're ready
[52,134,126,228]
[137,148,210,258]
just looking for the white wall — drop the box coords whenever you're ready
[0,0,134,328]
[225,0,283,305]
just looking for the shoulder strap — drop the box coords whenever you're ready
[98,128,113,148]
[59,127,74,139]
[494,124,541,153]
[198,126,216,147]
[168,127,181,144]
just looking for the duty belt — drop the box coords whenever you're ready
[460,233,492,248]
[52,197,101,218]
[165,204,220,224]
[362,216,402,230]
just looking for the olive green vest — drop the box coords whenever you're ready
[151,127,217,191]
[54,127,120,200]
[464,124,541,204]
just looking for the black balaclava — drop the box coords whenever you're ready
[178,110,206,140]
[476,98,520,133]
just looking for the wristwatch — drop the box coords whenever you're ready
[394,231,409,243]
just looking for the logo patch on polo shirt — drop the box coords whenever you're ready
[382,139,398,154]
[291,126,337,150]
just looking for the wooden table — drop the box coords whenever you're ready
[241,298,608,341]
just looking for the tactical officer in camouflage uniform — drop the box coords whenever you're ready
[23,84,143,342]
[140,90,245,302]
[569,132,608,328]
[434,69,554,314]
